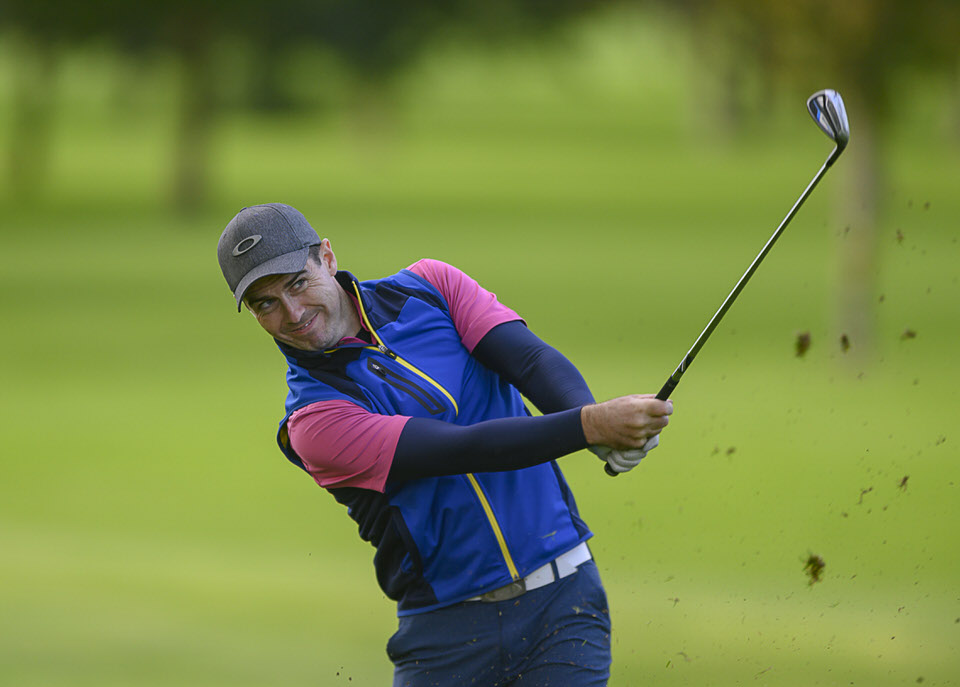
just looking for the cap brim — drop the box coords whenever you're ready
[233,247,311,311]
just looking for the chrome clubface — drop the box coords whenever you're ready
[807,89,849,152]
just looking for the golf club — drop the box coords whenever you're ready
[605,88,850,476]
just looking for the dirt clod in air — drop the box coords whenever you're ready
[901,329,917,341]
[840,334,851,353]
[896,229,905,244]
[804,554,825,586]
[898,475,909,491]
[795,331,812,357]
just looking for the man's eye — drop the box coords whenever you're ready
[257,299,277,313]
[291,278,307,291]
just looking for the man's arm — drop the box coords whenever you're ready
[388,319,596,483]
[390,321,671,482]
[466,320,671,473]
[389,394,671,483]
[399,262,669,478]
[287,399,589,488]
[290,391,671,489]
[389,409,587,482]
[471,320,596,414]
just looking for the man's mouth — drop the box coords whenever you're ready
[288,315,317,334]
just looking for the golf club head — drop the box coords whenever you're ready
[807,89,849,154]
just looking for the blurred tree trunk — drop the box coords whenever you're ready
[834,89,881,358]
[687,9,745,140]
[6,36,56,202]
[171,11,216,213]
[345,76,399,163]
[248,42,292,112]
[955,54,960,144]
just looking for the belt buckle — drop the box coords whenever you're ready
[479,579,526,603]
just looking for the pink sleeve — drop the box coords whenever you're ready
[287,400,411,492]
[407,259,524,352]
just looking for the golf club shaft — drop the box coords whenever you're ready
[604,146,840,477]
[655,146,839,402]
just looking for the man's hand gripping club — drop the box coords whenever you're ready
[581,395,674,474]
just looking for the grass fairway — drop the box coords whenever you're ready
[2,24,959,685]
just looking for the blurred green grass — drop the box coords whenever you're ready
[2,18,959,686]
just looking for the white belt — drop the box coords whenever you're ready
[468,542,592,602]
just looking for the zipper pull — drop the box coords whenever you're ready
[369,360,387,377]
[378,344,396,359]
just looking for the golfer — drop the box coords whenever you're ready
[217,203,673,686]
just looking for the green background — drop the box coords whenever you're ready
[2,13,958,687]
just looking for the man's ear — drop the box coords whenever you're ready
[319,238,337,275]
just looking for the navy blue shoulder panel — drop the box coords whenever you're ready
[396,269,449,312]
[362,269,449,331]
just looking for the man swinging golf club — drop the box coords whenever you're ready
[216,87,847,685]
[218,202,671,686]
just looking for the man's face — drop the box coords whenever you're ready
[243,239,359,351]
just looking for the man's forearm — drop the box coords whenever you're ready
[388,408,588,483]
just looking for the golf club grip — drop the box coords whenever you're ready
[656,376,678,401]
[604,375,678,476]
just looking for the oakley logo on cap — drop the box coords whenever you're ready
[233,235,262,256]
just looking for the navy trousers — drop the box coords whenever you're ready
[388,560,612,687]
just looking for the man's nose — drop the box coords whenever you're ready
[280,296,306,323]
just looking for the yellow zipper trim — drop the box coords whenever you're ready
[352,282,459,416]
[466,474,521,581]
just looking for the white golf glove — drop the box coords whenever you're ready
[590,434,660,474]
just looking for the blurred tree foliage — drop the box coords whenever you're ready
[3,0,957,351]
[1,0,606,211]
[661,0,960,350]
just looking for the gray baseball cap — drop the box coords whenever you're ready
[217,203,321,311]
